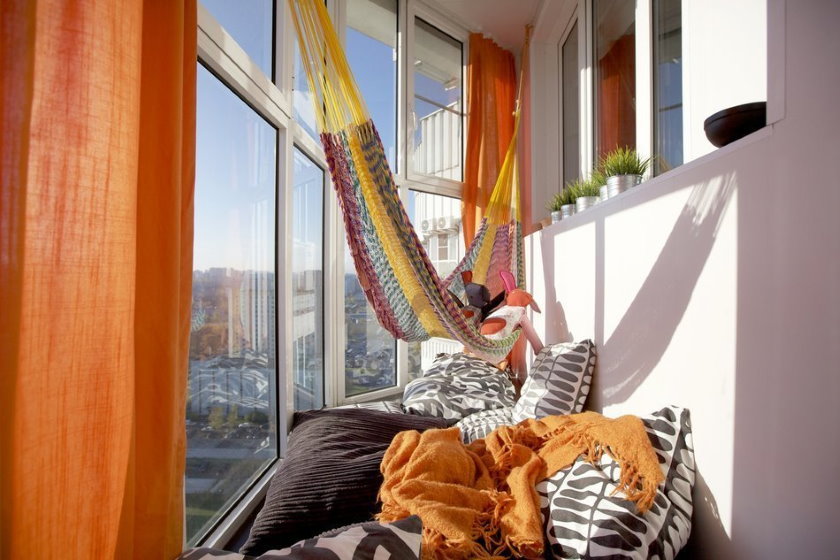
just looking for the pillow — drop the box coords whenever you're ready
[334,399,405,414]
[537,406,696,560]
[258,516,423,559]
[402,352,515,421]
[512,340,596,422]
[240,409,446,555]
[455,406,516,443]
[181,516,423,560]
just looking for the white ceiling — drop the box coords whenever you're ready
[431,0,544,55]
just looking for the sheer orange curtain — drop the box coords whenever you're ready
[462,34,516,247]
[0,1,196,558]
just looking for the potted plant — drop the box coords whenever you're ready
[601,147,651,198]
[573,176,602,212]
[547,181,579,222]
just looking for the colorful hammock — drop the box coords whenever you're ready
[290,0,528,362]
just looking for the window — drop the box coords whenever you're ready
[653,0,683,174]
[406,190,464,377]
[202,0,275,79]
[291,148,325,410]
[594,0,636,160]
[343,0,400,397]
[413,18,464,180]
[186,63,278,543]
[347,0,398,167]
[193,0,469,542]
[561,20,580,185]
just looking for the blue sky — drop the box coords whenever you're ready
[194,2,459,272]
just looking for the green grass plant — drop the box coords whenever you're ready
[601,146,651,177]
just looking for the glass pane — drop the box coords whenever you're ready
[344,240,397,396]
[413,18,463,180]
[187,64,278,543]
[347,0,398,170]
[594,0,635,160]
[562,21,580,185]
[406,191,464,379]
[202,0,275,80]
[653,0,683,174]
[293,45,319,140]
[292,148,324,410]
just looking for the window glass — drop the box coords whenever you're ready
[347,0,398,169]
[406,190,464,378]
[413,19,463,180]
[292,148,324,410]
[293,45,319,140]
[594,0,636,160]
[344,238,397,396]
[653,0,683,174]
[562,21,580,185]
[187,64,278,543]
[202,0,275,80]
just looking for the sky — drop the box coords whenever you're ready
[193,0,460,272]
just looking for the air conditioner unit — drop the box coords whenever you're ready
[421,219,430,232]
[438,216,459,230]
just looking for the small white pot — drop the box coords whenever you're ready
[550,211,562,224]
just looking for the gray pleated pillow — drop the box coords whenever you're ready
[240,409,446,556]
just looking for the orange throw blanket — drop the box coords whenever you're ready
[377,412,663,559]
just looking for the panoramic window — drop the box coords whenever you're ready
[187,63,278,543]
[406,190,464,377]
[202,0,275,79]
[293,45,319,140]
[594,0,636,160]
[561,21,580,185]
[653,0,683,174]
[413,18,464,180]
[291,148,325,410]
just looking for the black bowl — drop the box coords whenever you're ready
[703,101,767,147]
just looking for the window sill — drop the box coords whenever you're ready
[197,461,279,550]
[537,124,775,235]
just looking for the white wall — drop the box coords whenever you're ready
[526,1,840,557]
[683,0,767,162]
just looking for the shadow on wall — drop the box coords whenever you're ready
[594,172,736,407]
[678,468,730,560]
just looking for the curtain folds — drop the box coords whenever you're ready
[0,1,196,558]
[462,34,516,247]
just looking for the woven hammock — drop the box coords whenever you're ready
[290,0,529,362]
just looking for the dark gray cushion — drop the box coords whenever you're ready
[240,409,445,555]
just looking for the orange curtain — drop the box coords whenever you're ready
[462,34,516,247]
[0,1,196,558]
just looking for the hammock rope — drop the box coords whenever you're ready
[290,0,531,362]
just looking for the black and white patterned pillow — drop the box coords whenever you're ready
[260,515,423,559]
[455,406,516,443]
[537,406,695,560]
[334,399,405,414]
[512,340,595,422]
[402,353,515,421]
[180,516,422,560]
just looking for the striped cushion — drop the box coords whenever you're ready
[513,340,595,422]
[537,406,696,560]
[240,409,446,556]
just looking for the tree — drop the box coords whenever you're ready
[208,406,225,430]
